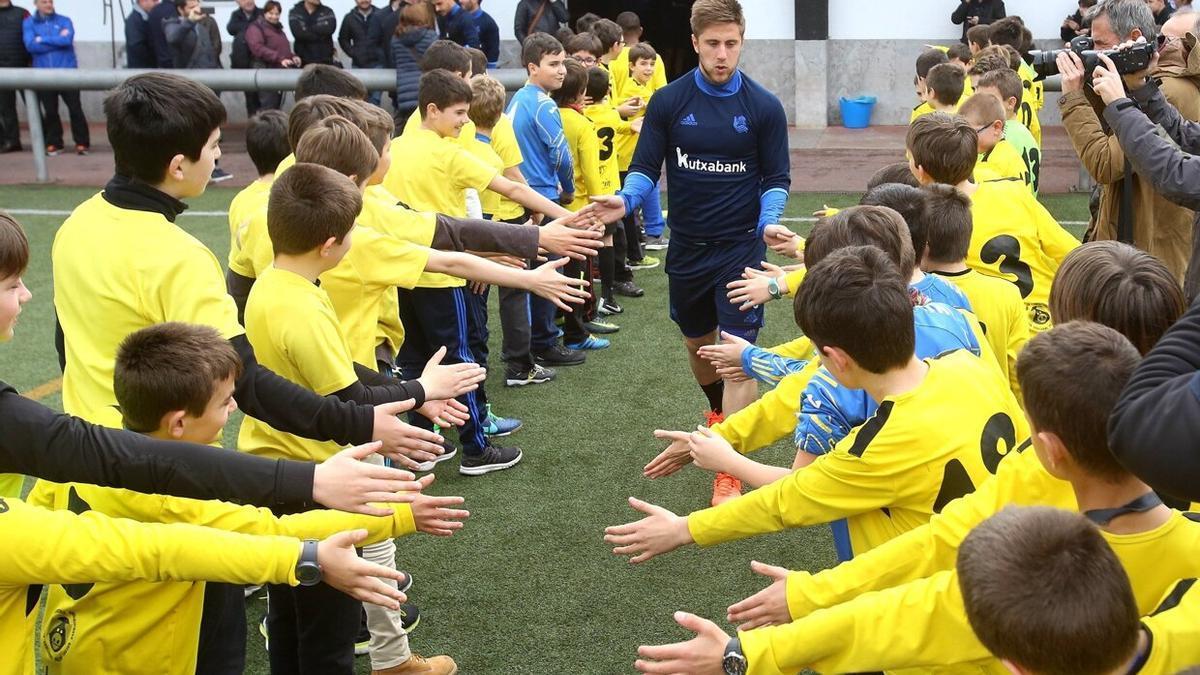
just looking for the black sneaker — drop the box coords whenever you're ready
[644,234,670,250]
[396,571,414,594]
[598,298,623,315]
[356,610,371,655]
[505,363,556,387]
[210,167,233,183]
[398,603,421,633]
[459,444,523,476]
[534,343,586,366]
[613,281,644,298]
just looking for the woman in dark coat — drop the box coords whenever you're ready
[246,0,300,110]
[391,1,437,124]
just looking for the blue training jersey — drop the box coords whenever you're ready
[912,273,973,313]
[506,83,574,200]
[620,68,790,245]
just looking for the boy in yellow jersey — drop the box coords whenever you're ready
[51,73,437,464]
[975,67,1042,193]
[910,48,949,123]
[923,63,966,114]
[907,113,1078,332]
[606,245,1024,563]
[584,65,644,308]
[228,110,290,321]
[639,323,1200,674]
[30,322,467,675]
[970,48,1042,149]
[987,17,1045,136]
[399,40,478,142]
[959,92,1031,189]
[612,11,668,96]
[615,41,660,115]
[922,183,1029,397]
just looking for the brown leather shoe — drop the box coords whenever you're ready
[371,653,458,675]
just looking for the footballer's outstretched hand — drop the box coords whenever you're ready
[644,429,695,478]
[589,195,628,225]
[604,497,694,563]
[316,529,410,609]
[418,346,487,401]
[409,474,470,536]
[527,258,591,311]
[372,401,446,470]
[726,560,794,630]
[696,331,753,382]
[312,442,426,516]
[762,223,800,258]
[540,215,605,260]
[634,611,729,675]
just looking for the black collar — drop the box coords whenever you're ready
[1083,492,1164,526]
[101,175,188,223]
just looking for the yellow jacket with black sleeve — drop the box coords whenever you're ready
[709,367,815,455]
[0,496,303,675]
[26,479,414,674]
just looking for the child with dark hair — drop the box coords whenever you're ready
[924,63,966,112]
[911,48,949,122]
[228,110,290,323]
[295,62,368,100]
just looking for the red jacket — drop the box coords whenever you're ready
[245,17,294,67]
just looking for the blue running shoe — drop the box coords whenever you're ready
[565,335,610,350]
[482,404,523,436]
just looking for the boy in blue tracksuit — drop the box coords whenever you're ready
[506,33,584,367]
[22,0,89,153]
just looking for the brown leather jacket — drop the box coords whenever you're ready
[1059,34,1200,282]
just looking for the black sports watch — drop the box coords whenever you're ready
[296,539,322,586]
[722,636,748,675]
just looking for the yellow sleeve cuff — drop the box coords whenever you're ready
[784,268,806,298]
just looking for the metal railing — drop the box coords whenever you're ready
[0,67,529,183]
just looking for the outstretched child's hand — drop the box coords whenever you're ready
[409,474,469,536]
[417,397,469,427]
[316,529,409,609]
[417,346,487,401]
[644,430,695,478]
[527,258,590,311]
[634,611,730,675]
[697,330,753,382]
[313,442,426,516]
[630,117,644,134]
[726,560,794,630]
[687,426,739,474]
[540,215,604,260]
[603,497,693,564]
[726,263,788,312]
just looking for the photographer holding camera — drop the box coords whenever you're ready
[1057,0,1198,285]
[951,0,1006,44]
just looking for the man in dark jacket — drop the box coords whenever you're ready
[338,0,376,67]
[367,0,401,67]
[513,0,566,45]
[289,0,338,65]
[432,0,478,49]
[0,0,29,153]
[226,0,262,115]
[460,0,497,67]
[125,0,157,68]
[146,0,177,66]
[951,0,1006,44]
[164,0,221,69]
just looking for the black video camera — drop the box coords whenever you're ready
[1029,35,1155,83]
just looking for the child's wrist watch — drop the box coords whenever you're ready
[296,539,323,586]
[722,636,748,675]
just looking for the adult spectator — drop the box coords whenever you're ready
[460,0,497,67]
[338,0,377,67]
[514,0,567,45]
[391,0,437,121]
[146,0,177,66]
[163,0,221,68]
[1058,0,1196,283]
[289,0,338,66]
[951,0,1006,43]
[1061,0,1097,42]
[1148,0,1174,26]
[227,0,263,116]
[246,0,300,110]
[22,0,89,155]
[124,0,158,68]
[367,0,401,69]
[0,0,29,154]
[433,0,478,48]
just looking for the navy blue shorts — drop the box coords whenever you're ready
[666,237,766,342]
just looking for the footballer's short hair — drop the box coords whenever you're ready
[419,69,472,119]
[246,110,290,177]
[969,49,1014,78]
[267,163,361,256]
[468,74,506,129]
[1049,241,1185,355]
[805,205,916,281]
[946,43,972,63]
[565,32,603,59]
[114,322,242,433]
[295,64,368,101]
[0,213,29,280]
[958,505,1140,675]
[921,184,973,264]
[575,11,601,34]
[915,48,949,79]
[421,40,472,75]
[521,32,565,69]
[866,162,920,190]
[906,112,978,185]
[1018,321,1142,482]
[585,66,611,103]
[288,95,393,153]
[957,92,1007,127]
[977,69,1025,108]
[466,47,488,78]
[104,72,226,184]
[551,58,589,106]
[628,41,657,65]
[690,0,745,36]
[925,63,965,106]
[967,23,992,50]
[592,19,623,53]
[860,184,930,262]
[987,17,1025,50]
[294,115,378,185]
[616,11,642,34]
[795,245,916,374]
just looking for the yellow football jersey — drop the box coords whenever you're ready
[614,78,654,171]
[689,350,1028,558]
[608,45,667,102]
[974,138,1028,187]
[582,102,626,196]
[560,105,606,211]
[1016,62,1043,146]
[228,178,273,274]
[466,133,525,221]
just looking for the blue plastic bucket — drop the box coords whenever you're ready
[839,96,877,129]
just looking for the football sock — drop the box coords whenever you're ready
[599,246,616,301]
[700,379,724,414]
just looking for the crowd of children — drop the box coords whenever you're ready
[0,0,1199,673]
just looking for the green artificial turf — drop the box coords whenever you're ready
[0,185,1089,673]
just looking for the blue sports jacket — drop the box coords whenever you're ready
[22,11,77,68]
